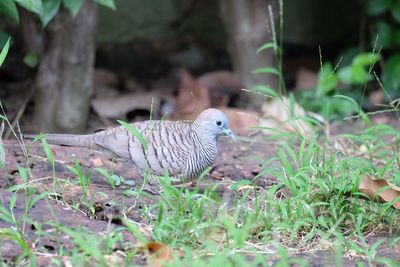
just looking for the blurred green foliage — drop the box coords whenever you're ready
[298,52,380,120]
[368,0,400,98]
[296,0,400,120]
[0,0,115,26]
[0,0,116,69]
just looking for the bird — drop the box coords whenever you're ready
[25,108,236,184]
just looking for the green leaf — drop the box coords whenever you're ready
[352,53,380,67]
[0,32,11,50]
[337,53,378,85]
[117,120,148,150]
[0,228,31,253]
[15,0,42,14]
[382,54,400,94]
[351,64,371,84]
[392,30,400,45]
[17,167,28,182]
[0,38,10,67]
[95,167,116,188]
[333,95,360,112]
[0,0,19,23]
[367,0,392,15]
[9,194,17,211]
[41,137,54,163]
[95,167,111,179]
[94,0,115,10]
[317,62,337,95]
[252,67,280,76]
[23,51,40,68]
[251,84,278,98]
[39,0,61,27]
[392,2,400,23]
[63,0,84,17]
[256,42,277,53]
[337,66,354,84]
[375,22,392,49]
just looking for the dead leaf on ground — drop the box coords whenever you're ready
[90,157,106,167]
[146,242,173,267]
[219,107,260,135]
[260,97,315,136]
[359,176,400,209]
[174,67,211,120]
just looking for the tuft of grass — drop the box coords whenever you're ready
[67,158,96,216]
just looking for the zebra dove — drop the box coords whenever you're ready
[25,108,236,183]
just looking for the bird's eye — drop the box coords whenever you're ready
[216,120,222,126]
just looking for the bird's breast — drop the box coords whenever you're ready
[182,130,217,181]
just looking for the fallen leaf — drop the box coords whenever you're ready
[359,176,400,209]
[175,68,211,119]
[90,157,104,167]
[146,242,173,267]
[219,107,260,135]
[260,97,315,136]
[104,253,125,266]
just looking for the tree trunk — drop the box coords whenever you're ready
[19,8,43,55]
[220,0,279,109]
[33,0,97,133]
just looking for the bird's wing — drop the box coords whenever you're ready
[92,121,193,176]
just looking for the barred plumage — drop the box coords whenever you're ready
[25,108,236,184]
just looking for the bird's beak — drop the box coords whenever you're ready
[223,128,236,142]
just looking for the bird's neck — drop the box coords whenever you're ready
[178,123,218,183]
[191,123,218,162]
[191,123,217,146]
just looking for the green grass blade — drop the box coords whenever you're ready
[0,38,10,67]
[117,120,148,150]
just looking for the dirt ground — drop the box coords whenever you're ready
[0,116,399,265]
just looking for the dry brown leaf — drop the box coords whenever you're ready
[62,257,73,267]
[359,176,400,209]
[260,97,314,136]
[219,107,260,135]
[146,242,173,267]
[175,68,211,119]
[90,157,105,167]
[104,253,125,266]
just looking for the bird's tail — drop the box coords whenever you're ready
[24,133,95,148]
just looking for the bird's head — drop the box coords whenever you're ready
[194,108,236,142]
